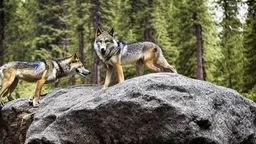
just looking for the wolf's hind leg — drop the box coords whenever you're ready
[7,78,19,101]
[156,55,177,73]
[0,75,16,104]
[145,60,161,72]
[144,49,161,73]
[136,59,144,76]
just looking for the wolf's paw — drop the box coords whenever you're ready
[32,99,40,107]
[0,101,4,107]
[103,85,108,89]
[28,97,33,106]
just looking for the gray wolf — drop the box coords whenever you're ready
[94,27,177,88]
[0,53,90,107]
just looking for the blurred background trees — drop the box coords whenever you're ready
[0,0,255,101]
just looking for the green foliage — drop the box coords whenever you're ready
[243,1,256,99]
[245,85,256,102]
[216,0,244,92]
[174,0,220,80]
[151,0,178,64]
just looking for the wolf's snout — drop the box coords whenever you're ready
[76,68,90,77]
[101,48,106,54]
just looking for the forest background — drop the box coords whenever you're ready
[0,0,256,102]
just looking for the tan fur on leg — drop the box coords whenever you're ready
[0,69,16,104]
[115,55,124,83]
[103,64,113,88]
[33,70,48,107]
[7,78,19,101]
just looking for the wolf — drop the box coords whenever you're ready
[94,27,177,88]
[0,53,90,107]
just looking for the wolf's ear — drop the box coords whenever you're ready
[71,53,78,62]
[96,27,103,37]
[108,28,114,37]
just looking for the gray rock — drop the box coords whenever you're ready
[22,73,256,144]
[0,97,37,144]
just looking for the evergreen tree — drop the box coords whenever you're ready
[217,0,244,92]
[151,0,178,69]
[243,1,256,100]
[175,0,220,81]
[4,0,38,61]
[90,0,104,84]
[33,0,68,59]
[202,0,222,83]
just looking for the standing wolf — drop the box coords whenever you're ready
[0,53,90,107]
[94,27,177,88]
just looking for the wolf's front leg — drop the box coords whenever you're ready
[115,63,124,83]
[32,70,47,107]
[103,64,113,89]
[114,55,124,83]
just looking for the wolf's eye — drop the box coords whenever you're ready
[105,39,110,43]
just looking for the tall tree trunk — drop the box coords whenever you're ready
[144,28,153,41]
[195,23,204,80]
[144,0,153,42]
[97,63,102,84]
[0,0,4,65]
[79,26,84,65]
[93,59,98,84]
[78,25,84,84]
[92,0,102,84]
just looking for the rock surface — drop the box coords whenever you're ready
[1,73,256,144]
[0,97,37,144]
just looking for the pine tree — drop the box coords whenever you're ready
[243,1,256,100]
[174,0,220,81]
[217,0,244,92]
[33,0,68,60]
[4,0,38,61]
[151,0,178,68]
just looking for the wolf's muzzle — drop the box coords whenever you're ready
[76,68,90,77]
[101,48,106,55]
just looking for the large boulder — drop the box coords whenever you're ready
[24,73,256,144]
[1,73,256,144]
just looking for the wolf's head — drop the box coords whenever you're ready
[70,53,90,77]
[94,27,118,56]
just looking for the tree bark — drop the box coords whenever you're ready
[92,0,102,84]
[195,23,204,80]
[78,25,84,84]
[144,0,153,42]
